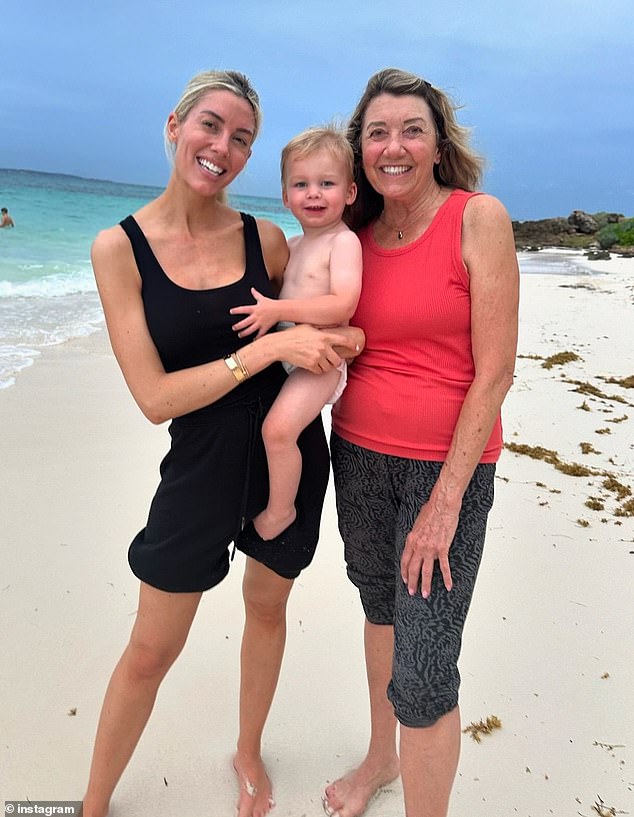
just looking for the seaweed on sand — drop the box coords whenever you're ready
[542,351,581,369]
[462,715,502,743]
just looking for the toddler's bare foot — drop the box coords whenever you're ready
[253,507,296,541]
[323,756,400,817]
[233,753,275,817]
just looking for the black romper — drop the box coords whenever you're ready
[119,213,330,593]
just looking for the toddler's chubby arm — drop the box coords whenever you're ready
[230,231,362,338]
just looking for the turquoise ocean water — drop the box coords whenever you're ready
[0,168,302,389]
[0,168,593,389]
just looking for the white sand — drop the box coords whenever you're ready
[1,251,632,816]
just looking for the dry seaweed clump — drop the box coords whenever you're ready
[566,379,630,405]
[603,477,632,500]
[506,442,633,517]
[607,414,629,423]
[505,442,595,477]
[601,374,634,389]
[602,479,633,517]
[463,715,502,742]
[615,498,634,517]
[541,350,581,369]
[558,461,594,476]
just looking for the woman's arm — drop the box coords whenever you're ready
[400,194,519,598]
[93,225,354,425]
[256,217,289,295]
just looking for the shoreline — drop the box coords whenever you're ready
[1,253,632,815]
[0,247,627,392]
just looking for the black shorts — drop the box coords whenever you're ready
[128,377,330,593]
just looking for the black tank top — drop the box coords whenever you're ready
[119,212,284,414]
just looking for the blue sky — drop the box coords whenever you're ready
[2,0,633,220]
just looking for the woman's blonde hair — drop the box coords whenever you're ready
[345,67,484,230]
[280,125,354,187]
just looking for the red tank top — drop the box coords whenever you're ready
[332,188,502,462]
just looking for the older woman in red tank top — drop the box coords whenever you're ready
[324,68,519,817]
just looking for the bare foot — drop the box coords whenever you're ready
[233,753,275,817]
[323,757,400,817]
[252,507,296,541]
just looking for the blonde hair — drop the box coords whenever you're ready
[345,67,485,230]
[280,125,354,187]
[164,69,262,163]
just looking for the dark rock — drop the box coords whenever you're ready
[586,250,610,261]
[568,210,599,234]
[613,246,634,258]
[512,217,576,249]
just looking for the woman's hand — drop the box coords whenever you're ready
[327,325,365,362]
[230,287,281,338]
[400,499,460,598]
[265,323,355,374]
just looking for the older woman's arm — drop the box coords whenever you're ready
[400,194,519,598]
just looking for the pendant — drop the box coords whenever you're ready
[397,230,404,240]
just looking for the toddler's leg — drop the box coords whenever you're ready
[254,368,339,540]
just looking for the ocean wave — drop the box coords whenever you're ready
[0,291,104,388]
[0,272,96,298]
[0,346,40,389]
[517,250,595,276]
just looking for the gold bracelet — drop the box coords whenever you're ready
[233,351,250,380]
[223,352,250,383]
[224,353,246,383]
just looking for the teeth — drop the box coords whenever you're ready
[381,166,410,176]
[197,158,224,175]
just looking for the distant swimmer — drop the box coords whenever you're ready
[1,207,15,228]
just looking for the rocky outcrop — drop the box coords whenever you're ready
[512,216,576,249]
[567,210,598,234]
[513,210,626,250]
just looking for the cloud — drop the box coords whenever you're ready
[2,0,633,217]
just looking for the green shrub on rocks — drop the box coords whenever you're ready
[597,218,634,249]
[592,211,623,229]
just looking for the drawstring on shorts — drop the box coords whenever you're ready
[231,397,265,560]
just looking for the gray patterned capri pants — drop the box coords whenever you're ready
[331,432,496,727]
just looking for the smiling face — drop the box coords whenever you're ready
[166,89,256,196]
[360,93,441,204]
[282,148,357,231]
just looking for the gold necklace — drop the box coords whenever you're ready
[379,186,443,241]
[378,212,409,240]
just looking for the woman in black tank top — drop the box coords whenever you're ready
[82,70,362,817]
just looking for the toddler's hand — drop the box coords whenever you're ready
[230,287,280,338]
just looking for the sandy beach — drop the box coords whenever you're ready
[1,251,632,817]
